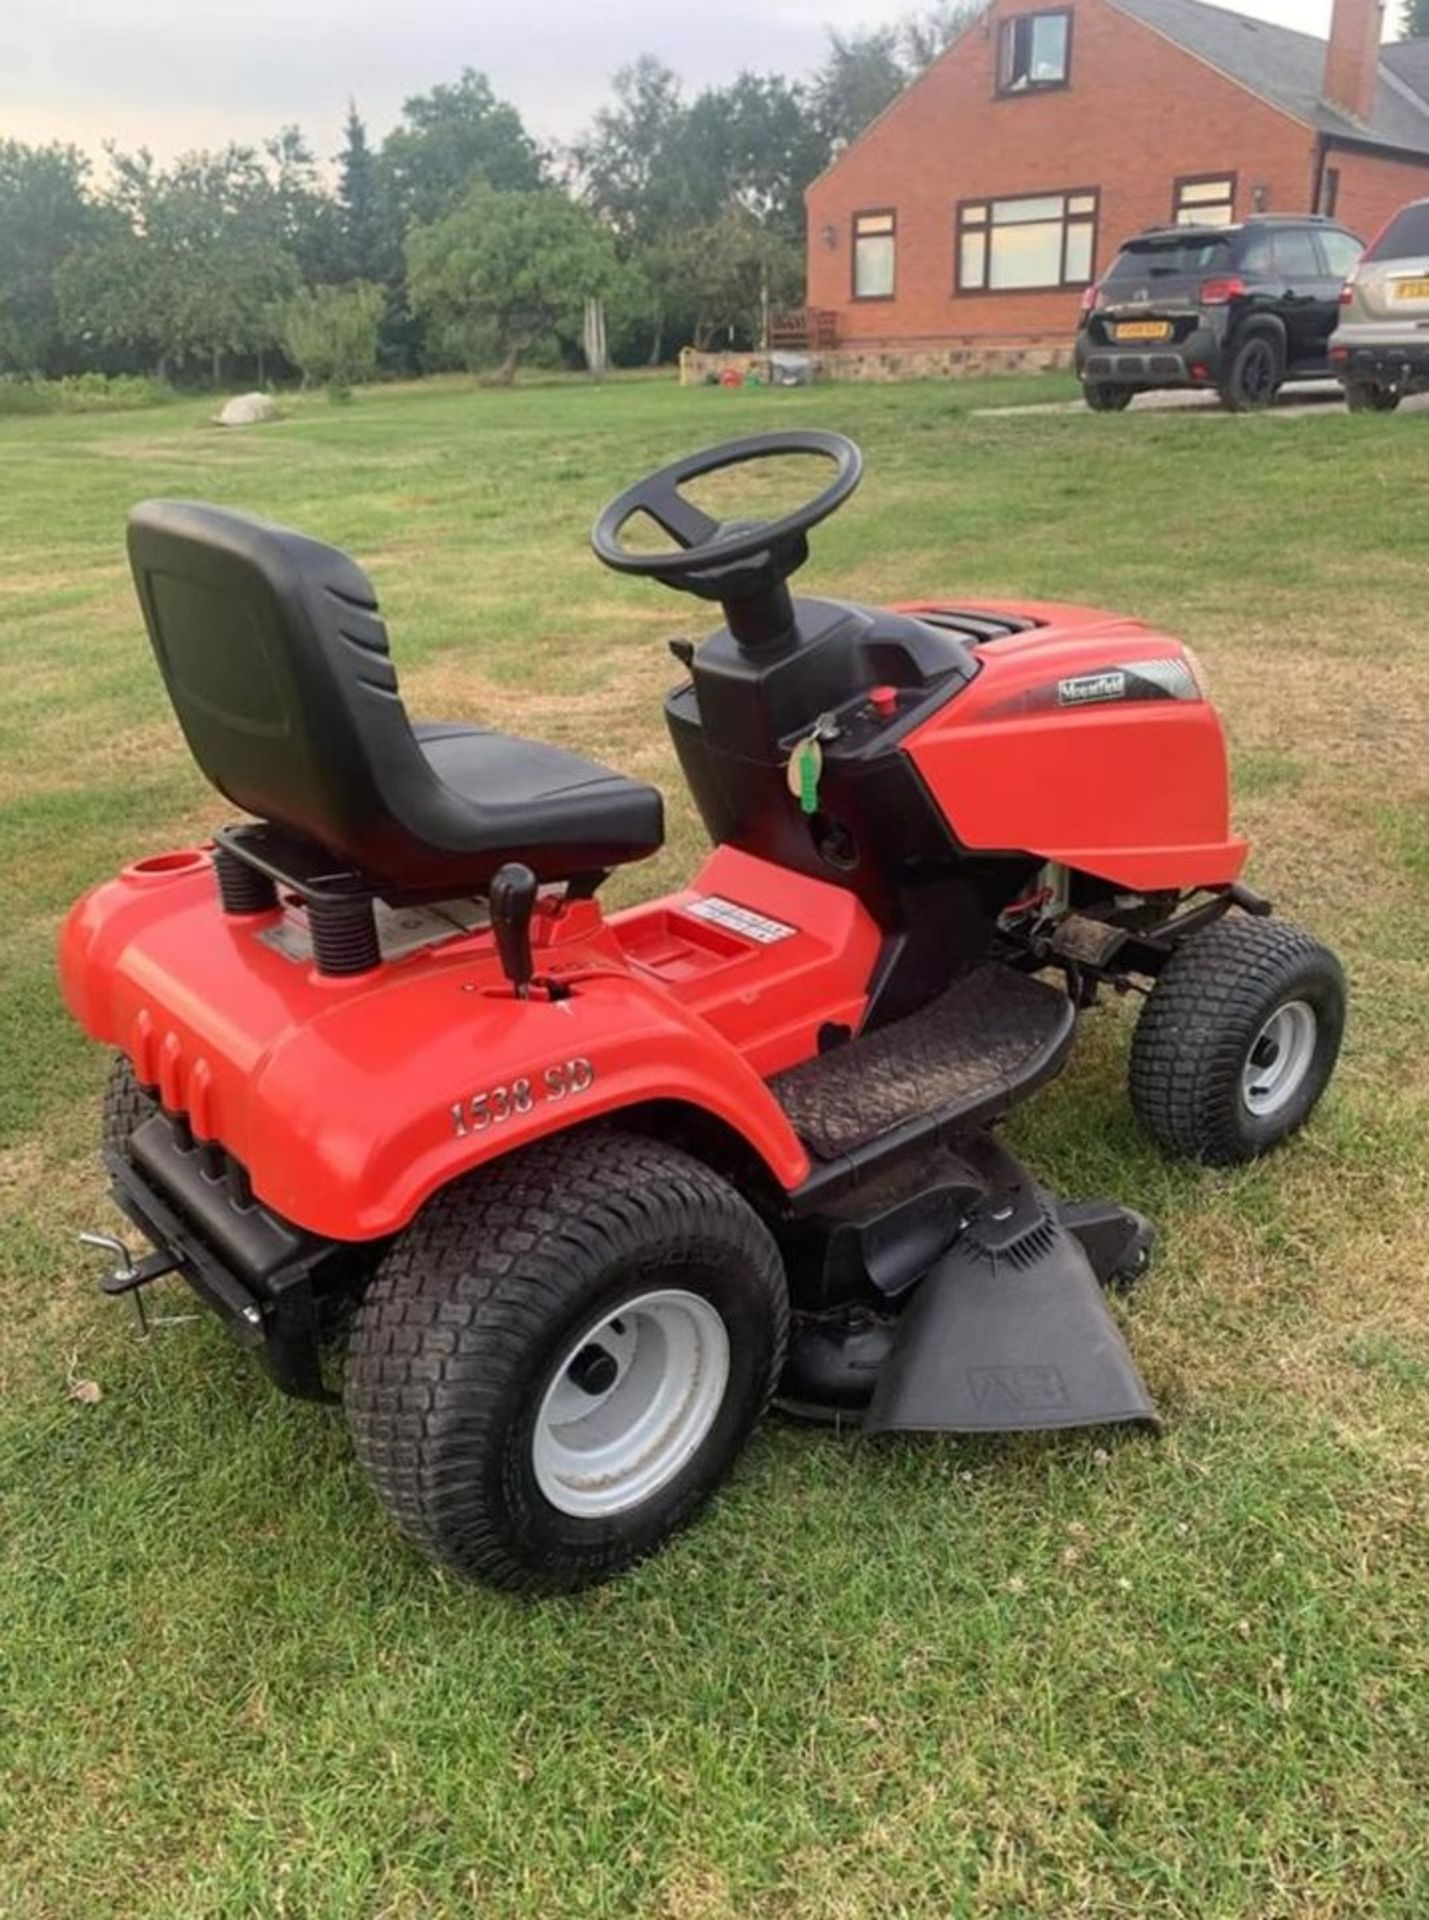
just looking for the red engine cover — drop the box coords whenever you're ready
[898,600,1248,893]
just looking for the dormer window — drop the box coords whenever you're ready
[998,10,1072,93]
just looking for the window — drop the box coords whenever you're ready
[1174,175,1236,226]
[998,11,1071,92]
[852,209,895,298]
[958,190,1098,292]
[1319,166,1341,219]
[1102,234,1229,288]
[1236,230,1273,273]
[1270,229,1323,279]
[1319,228,1363,278]
[1365,201,1429,261]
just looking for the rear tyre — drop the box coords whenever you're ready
[1344,381,1401,413]
[344,1130,789,1593]
[1129,917,1345,1166]
[101,1055,157,1160]
[1083,383,1134,412]
[1219,334,1283,412]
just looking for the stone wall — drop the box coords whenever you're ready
[677,340,1076,387]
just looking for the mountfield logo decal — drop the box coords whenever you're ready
[1056,657,1199,709]
[1059,669,1127,706]
[988,656,1200,719]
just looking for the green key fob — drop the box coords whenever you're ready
[787,735,823,815]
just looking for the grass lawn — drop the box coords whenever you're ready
[2,371,1427,1919]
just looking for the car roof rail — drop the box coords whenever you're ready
[1128,222,1233,240]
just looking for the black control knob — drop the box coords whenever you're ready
[489,863,538,998]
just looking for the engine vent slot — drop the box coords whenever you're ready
[914,608,1040,644]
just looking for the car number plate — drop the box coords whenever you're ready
[1114,321,1171,341]
[1395,277,1429,300]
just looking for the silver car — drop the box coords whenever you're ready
[1330,199,1429,412]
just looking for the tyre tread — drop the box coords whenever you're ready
[102,1055,157,1160]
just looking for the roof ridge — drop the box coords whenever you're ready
[1383,43,1429,115]
[1379,61,1429,119]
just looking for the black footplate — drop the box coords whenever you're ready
[773,965,1075,1174]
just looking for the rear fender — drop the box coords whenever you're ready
[1238,312,1288,356]
[245,969,811,1240]
[60,859,814,1244]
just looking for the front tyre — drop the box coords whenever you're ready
[344,1131,788,1593]
[1129,917,1345,1166]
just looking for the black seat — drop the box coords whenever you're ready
[126,502,663,893]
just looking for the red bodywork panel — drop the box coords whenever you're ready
[898,600,1248,892]
[60,845,882,1240]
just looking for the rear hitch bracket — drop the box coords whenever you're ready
[78,1229,185,1334]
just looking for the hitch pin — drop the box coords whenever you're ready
[78,1231,150,1335]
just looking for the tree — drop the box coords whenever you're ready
[683,72,828,243]
[1401,0,1429,34]
[56,227,158,371]
[809,28,907,151]
[901,3,979,71]
[573,58,699,360]
[574,57,691,241]
[406,182,618,380]
[575,59,827,360]
[0,141,110,374]
[381,70,543,228]
[336,102,392,282]
[672,204,802,348]
[262,126,345,283]
[278,281,384,396]
[60,144,297,381]
[809,6,977,153]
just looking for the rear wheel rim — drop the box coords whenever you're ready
[1241,342,1277,402]
[1241,1000,1318,1118]
[532,1289,730,1518]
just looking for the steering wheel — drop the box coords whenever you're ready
[590,430,863,594]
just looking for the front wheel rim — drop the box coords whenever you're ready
[1241,999,1318,1118]
[532,1289,731,1518]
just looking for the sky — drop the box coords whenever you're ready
[0,0,1365,173]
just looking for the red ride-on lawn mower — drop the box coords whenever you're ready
[63,431,1346,1592]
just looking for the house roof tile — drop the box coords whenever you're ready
[1109,0,1429,157]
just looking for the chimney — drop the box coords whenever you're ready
[1323,0,1384,126]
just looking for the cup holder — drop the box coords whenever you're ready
[125,849,208,880]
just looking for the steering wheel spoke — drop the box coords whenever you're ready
[642,482,723,551]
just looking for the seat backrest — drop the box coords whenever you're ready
[127,500,432,869]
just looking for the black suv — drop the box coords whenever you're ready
[1075,215,1364,413]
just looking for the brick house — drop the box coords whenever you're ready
[803,0,1429,349]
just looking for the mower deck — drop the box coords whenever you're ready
[774,963,1075,1183]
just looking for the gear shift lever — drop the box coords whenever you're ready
[489,863,538,998]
